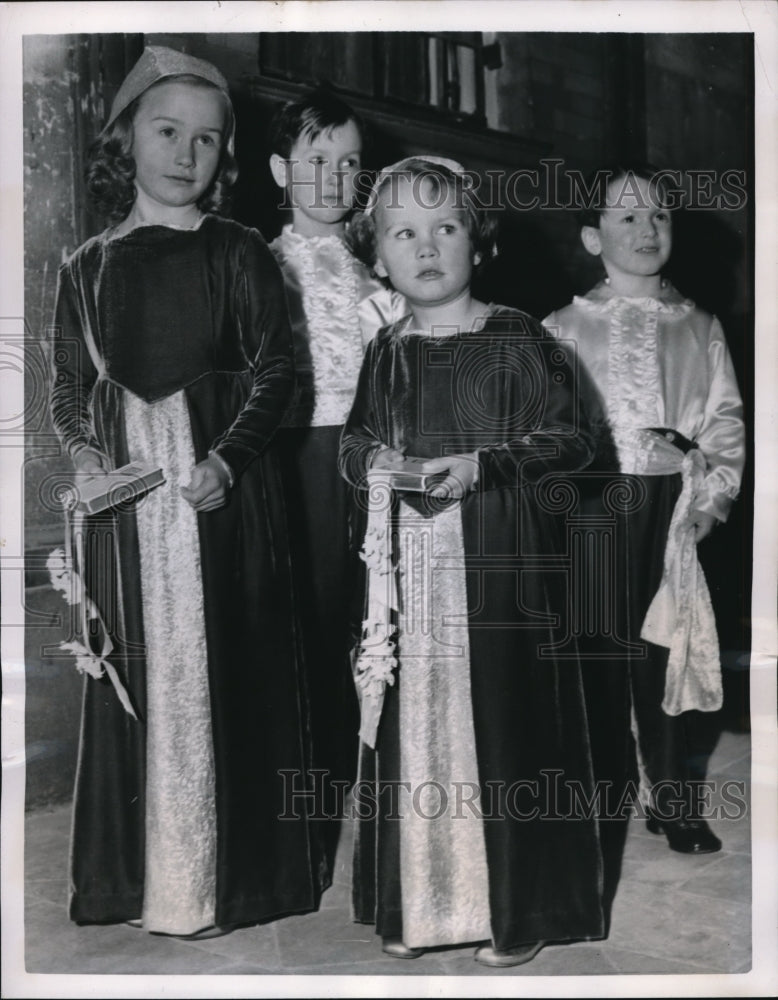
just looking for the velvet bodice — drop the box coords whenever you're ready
[51,216,295,477]
[340,305,595,494]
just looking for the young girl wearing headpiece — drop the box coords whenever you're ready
[50,46,323,937]
[339,156,605,966]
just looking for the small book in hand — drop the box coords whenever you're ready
[69,462,165,514]
[379,457,448,493]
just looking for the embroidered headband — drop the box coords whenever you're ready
[364,155,468,215]
[104,45,234,152]
[362,154,497,261]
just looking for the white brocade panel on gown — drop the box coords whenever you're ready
[396,500,492,949]
[123,389,217,935]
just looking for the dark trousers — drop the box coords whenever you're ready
[579,472,706,818]
[275,425,361,860]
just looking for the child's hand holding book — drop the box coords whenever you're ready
[371,446,406,471]
[73,446,110,476]
[370,448,478,498]
[423,453,479,500]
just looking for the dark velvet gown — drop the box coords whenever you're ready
[50,215,324,930]
[339,306,605,951]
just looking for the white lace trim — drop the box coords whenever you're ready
[353,475,399,749]
[273,227,366,427]
[606,301,663,474]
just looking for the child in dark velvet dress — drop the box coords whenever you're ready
[50,46,322,938]
[339,156,605,967]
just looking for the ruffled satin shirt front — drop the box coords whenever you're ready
[269,225,404,427]
[544,281,745,521]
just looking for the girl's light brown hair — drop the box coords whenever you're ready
[86,76,238,226]
[347,157,498,274]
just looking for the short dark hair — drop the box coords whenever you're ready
[576,162,672,228]
[85,75,238,226]
[268,87,364,159]
[347,158,499,277]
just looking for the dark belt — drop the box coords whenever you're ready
[645,427,698,454]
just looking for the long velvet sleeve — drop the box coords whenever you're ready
[475,336,595,491]
[340,326,595,494]
[338,336,387,489]
[210,230,295,477]
[50,263,102,461]
[693,316,745,521]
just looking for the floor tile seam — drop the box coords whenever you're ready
[655,884,753,905]
[170,945,282,964]
[208,965,314,975]
[619,854,750,874]
[618,874,747,889]
[172,930,283,963]
[665,885,753,912]
[609,885,752,915]
[276,957,450,973]
[707,766,751,779]
[601,948,751,975]
[600,942,752,976]
[605,923,752,956]
[597,943,721,965]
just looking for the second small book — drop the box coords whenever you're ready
[69,462,166,514]
[373,458,448,493]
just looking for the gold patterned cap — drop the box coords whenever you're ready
[105,45,231,129]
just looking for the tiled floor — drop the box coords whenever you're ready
[18,729,753,986]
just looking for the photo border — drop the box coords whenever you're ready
[2,2,776,997]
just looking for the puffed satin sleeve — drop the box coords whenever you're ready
[693,316,745,521]
[338,335,387,488]
[475,335,596,492]
[356,287,408,348]
[211,229,295,477]
[50,262,102,461]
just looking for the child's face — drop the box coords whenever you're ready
[373,175,477,309]
[582,175,672,282]
[132,80,227,212]
[273,120,362,231]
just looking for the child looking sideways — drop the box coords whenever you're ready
[544,165,745,854]
[267,91,403,840]
[340,157,604,967]
[50,47,321,936]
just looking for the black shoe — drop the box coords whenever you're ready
[647,813,722,854]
